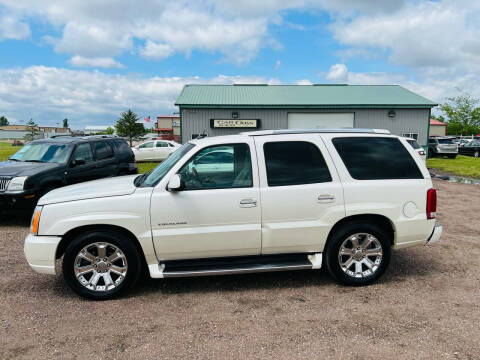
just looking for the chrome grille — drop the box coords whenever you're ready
[0,177,11,192]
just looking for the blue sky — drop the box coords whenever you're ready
[0,0,479,129]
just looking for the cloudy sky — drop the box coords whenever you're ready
[0,0,479,129]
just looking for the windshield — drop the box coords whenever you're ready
[438,139,454,144]
[141,143,195,187]
[10,143,71,163]
[407,139,421,149]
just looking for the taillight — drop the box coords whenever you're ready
[426,188,437,219]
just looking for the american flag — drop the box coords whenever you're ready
[144,116,151,123]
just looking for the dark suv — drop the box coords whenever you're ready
[0,136,137,208]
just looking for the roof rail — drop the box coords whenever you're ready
[241,128,391,136]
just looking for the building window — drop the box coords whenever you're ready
[403,133,419,140]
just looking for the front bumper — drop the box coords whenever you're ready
[0,189,38,207]
[426,221,442,245]
[24,233,62,275]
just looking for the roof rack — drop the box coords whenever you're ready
[241,128,391,136]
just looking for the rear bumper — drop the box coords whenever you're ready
[24,233,62,275]
[426,221,442,245]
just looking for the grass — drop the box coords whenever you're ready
[1,141,159,174]
[427,155,480,178]
[136,162,159,174]
[0,142,19,161]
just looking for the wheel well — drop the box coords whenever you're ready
[55,225,147,267]
[326,214,395,247]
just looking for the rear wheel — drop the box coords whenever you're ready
[325,222,391,285]
[62,230,142,300]
[448,154,457,159]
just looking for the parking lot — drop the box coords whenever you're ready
[0,179,479,359]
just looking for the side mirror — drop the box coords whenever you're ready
[167,174,185,192]
[71,158,86,167]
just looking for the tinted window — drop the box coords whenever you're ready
[179,144,252,190]
[94,141,114,160]
[264,141,332,187]
[428,139,436,144]
[156,142,169,148]
[438,138,454,144]
[113,139,131,153]
[407,139,421,149]
[332,137,423,180]
[72,143,94,163]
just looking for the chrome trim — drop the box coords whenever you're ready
[0,177,11,192]
[162,263,312,278]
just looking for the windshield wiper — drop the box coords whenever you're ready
[26,159,47,163]
[8,158,21,162]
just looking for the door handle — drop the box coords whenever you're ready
[317,194,335,202]
[239,199,257,207]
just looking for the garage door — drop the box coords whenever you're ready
[287,113,354,129]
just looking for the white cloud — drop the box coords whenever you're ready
[0,66,280,128]
[0,14,30,40]
[140,41,175,61]
[275,60,281,69]
[69,56,124,69]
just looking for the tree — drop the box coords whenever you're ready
[63,118,69,128]
[115,109,146,146]
[106,126,115,135]
[440,92,480,135]
[0,116,8,126]
[24,119,39,141]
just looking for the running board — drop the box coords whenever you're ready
[148,253,322,279]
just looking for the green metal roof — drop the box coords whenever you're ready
[175,84,437,108]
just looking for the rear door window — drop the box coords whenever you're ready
[263,141,332,186]
[93,141,114,160]
[72,143,94,163]
[332,137,423,180]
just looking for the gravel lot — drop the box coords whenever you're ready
[1,179,479,360]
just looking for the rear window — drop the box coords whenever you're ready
[407,139,421,149]
[332,137,423,180]
[93,141,114,160]
[113,139,132,154]
[438,138,454,144]
[264,141,332,186]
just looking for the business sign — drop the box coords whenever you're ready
[210,119,260,129]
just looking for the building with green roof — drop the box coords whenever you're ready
[175,84,436,145]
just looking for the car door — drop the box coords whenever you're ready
[155,141,171,160]
[92,141,118,178]
[150,139,261,260]
[66,143,98,184]
[253,134,345,254]
[135,141,155,161]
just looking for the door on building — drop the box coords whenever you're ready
[288,113,354,129]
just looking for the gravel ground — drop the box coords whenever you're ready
[0,179,479,360]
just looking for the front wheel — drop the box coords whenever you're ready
[325,222,391,286]
[62,230,142,300]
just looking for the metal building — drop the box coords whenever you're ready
[175,84,437,147]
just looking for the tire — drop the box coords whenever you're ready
[448,154,457,159]
[325,222,391,286]
[474,151,479,158]
[62,230,142,300]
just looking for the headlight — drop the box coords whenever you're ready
[6,176,27,192]
[30,206,42,235]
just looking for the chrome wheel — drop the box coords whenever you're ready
[474,151,479,158]
[338,233,383,279]
[74,242,128,292]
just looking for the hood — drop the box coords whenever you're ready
[0,160,63,177]
[39,175,139,205]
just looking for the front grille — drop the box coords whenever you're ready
[0,177,11,192]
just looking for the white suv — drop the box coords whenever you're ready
[24,129,442,300]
